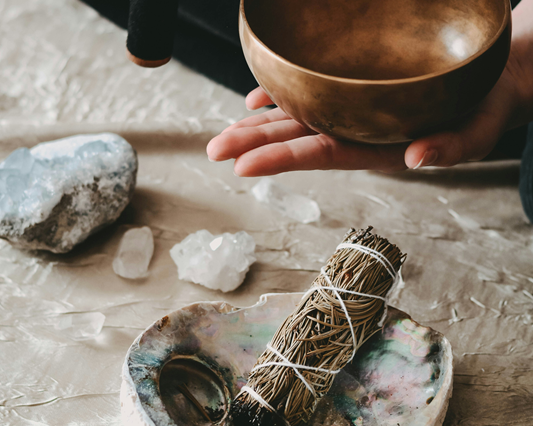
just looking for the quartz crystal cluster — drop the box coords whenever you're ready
[170,230,256,292]
[0,133,138,253]
[54,312,106,341]
[113,226,154,279]
[251,178,321,223]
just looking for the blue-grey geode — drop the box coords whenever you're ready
[0,133,138,253]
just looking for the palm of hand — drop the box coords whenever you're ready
[207,85,506,176]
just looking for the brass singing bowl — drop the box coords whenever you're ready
[239,0,511,143]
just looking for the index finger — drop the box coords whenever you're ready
[245,87,275,110]
[234,135,410,176]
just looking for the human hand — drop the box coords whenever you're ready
[207,0,533,177]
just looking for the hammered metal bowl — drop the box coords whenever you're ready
[239,0,511,143]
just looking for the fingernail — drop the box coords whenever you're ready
[208,157,216,162]
[233,170,240,177]
[413,149,439,169]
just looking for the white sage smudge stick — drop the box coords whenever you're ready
[230,227,406,426]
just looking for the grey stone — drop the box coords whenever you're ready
[0,133,138,253]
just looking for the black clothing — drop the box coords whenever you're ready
[520,123,533,222]
[82,0,256,96]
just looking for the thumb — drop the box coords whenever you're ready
[405,84,515,169]
[245,86,274,110]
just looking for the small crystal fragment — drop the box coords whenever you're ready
[170,230,256,292]
[55,312,106,341]
[0,133,138,253]
[251,178,321,223]
[113,226,154,279]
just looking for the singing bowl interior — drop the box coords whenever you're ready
[121,293,453,426]
[244,0,506,81]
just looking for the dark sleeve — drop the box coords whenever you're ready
[520,123,533,223]
[509,0,532,223]
[127,0,179,65]
[80,0,257,95]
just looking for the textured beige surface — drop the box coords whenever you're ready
[0,1,532,425]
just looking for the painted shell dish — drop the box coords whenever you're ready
[121,293,453,426]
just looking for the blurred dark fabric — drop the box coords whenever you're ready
[520,123,533,222]
[81,0,257,95]
[510,0,533,222]
[127,0,179,62]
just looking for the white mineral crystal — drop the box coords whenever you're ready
[0,133,138,253]
[170,230,256,292]
[55,312,106,341]
[113,226,154,279]
[251,178,321,223]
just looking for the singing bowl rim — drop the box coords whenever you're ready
[239,0,511,85]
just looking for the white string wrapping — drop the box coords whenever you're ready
[240,386,278,414]
[238,242,400,415]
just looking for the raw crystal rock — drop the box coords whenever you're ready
[251,178,321,223]
[54,312,106,341]
[113,226,154,279]
[170,230,256,292]
[0,133,138,253]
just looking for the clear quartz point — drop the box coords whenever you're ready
[113,226,154,279]
[251,178,321,223]
[54,312,106,341]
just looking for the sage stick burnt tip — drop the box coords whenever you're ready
[231,399,288,426]
[230,227,406,426]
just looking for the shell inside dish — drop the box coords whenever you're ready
[121,293,453,426]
